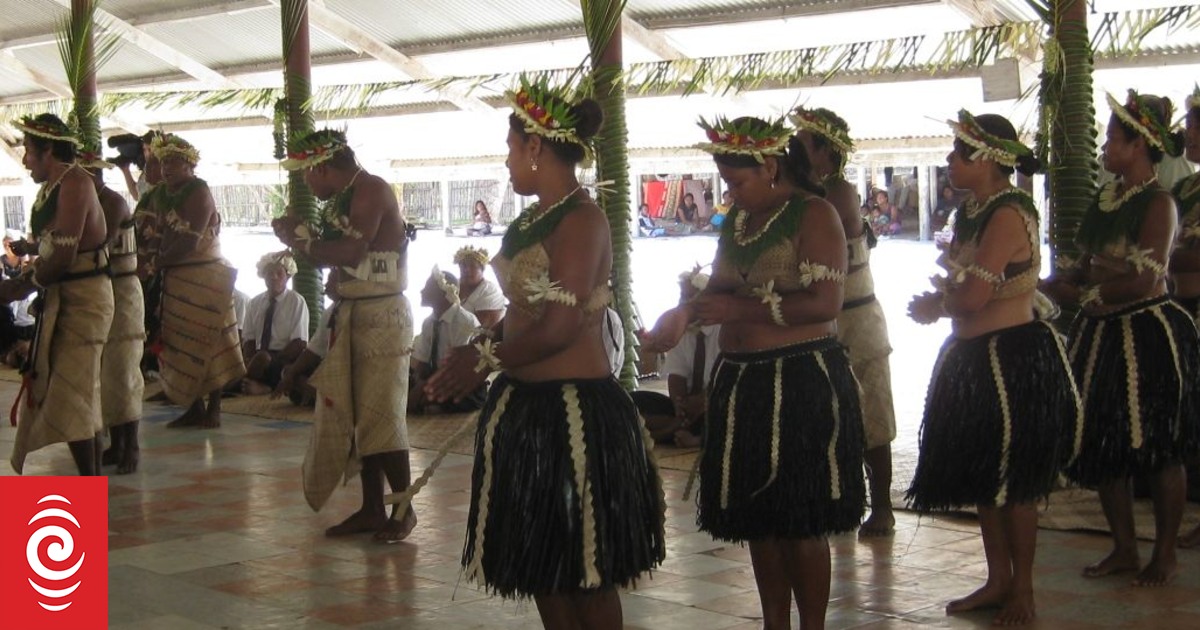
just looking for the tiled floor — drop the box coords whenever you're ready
[5,385,1200,629]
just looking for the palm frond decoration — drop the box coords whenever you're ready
[1091,5,1198,57]
[581,0,639,389]
[56,0,122,151]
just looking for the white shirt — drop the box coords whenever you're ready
[309,305,335,359]
[460,279,506,320]
[232,290,249,331]
[663,324,722,392]
[601,308,624,378]
[11,295,35,327]
[243,288,309,351]
[412,303,480,368]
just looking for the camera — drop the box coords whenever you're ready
[106,133,145,169]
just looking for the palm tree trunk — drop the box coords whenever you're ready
[1048,0,1098,324]
[582,0,638,390]
[281,0,321,333]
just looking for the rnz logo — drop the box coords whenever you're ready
[27,494,87,611]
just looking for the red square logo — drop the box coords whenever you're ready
[0,477,108,630]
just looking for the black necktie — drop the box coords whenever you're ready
[690,329,706,395]
[428,320,442,371]
[260,296,276,352]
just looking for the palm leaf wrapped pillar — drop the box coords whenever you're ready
[582,0,637,389]
[59,0,118,155]
[280,0,321,333]
[1036,0,1098,324]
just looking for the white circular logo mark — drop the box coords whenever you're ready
[26,494,85,612]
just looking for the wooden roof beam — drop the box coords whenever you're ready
[272,1,492,114]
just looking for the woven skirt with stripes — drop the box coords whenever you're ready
[1064,296,1200,487]
[461,375,665,599]
[699,337,865,541]
[906,321,1082,512]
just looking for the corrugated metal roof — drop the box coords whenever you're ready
[140,10,352,70]
[325,0,582,49]
[9,39,178,85]
[0,0,68,41]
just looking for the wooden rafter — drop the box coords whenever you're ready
[267,0,491,113]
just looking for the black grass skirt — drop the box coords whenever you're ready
[461,375,665,599]
[1064,296,1200,487]
[906,321,1081,512]
[699,337,865,541]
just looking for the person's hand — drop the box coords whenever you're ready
[271,213,303,245]
[0,277,34,304]
[907,292,943,325]
[424,345,490,403]
[637,307,690,353]
[692,294,741,326]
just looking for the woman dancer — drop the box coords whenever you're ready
[1173,86,1200,549]
[425,77,664,629]
[1044,90,1198,586]
[793,106,898,537]
[642,115,864,630]
[908,111,1081,625]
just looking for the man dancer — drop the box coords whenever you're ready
[80,148,145,474]
[3,114,114,475]
[273,129,416,542]
[149,134,245,428]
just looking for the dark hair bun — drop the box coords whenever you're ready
[1016,154,1042,177]
[571,99,604,140]
[1168,130,1186,158]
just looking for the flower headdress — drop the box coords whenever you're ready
[281,128,349,170]
[678,264,710,292]
[12,115,81,147]
[1185,84,1200,113]
[151,133,200,165]
[695,115,792,164]
[430,265,460,305]
[453,245,489,267]
[789,107,855,155]
[506,75,593,165]
[947,109,1032,168]
[256,250,297,278]
[1108,89,1178,155]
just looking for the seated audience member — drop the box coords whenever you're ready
[675,192,702,231]
[602,307,625,378]
[637,203,666,238]
[409,267,484,413]
[241,251,309,395]
[2,293,35,368]
[633,268,719,447]
[467,200,493,236]
[2,230,27,278]
[932,184,957,232]
[710,190,733,229]
[274,275,337,407]
[873,189,901,236]
[454,245,505,329]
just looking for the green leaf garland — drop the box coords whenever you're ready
[499,195,583,259]
[718,195,808,271]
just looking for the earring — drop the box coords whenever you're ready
[770,179,776,189]
[530,160,538,172]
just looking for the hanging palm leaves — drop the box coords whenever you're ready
[55,0,121,153]
[581,0,639,390]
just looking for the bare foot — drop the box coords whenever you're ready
[993,590,1034,626]
[1082,549,1139,578]
[197,407,221,429]
[946,583,1008,614]
[241,379,272,396]
[859,509,896,538]
[1133,557,1178,587]
[1178,524,1200,549]
[166,407,201,428]
[116,443,139,475]
[374,508,417,544]
[325,509,387,537]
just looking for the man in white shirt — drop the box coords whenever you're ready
[637,268,719,447]
[241,251,309,395]
[409,267,483,413]
[274,275,337,407]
